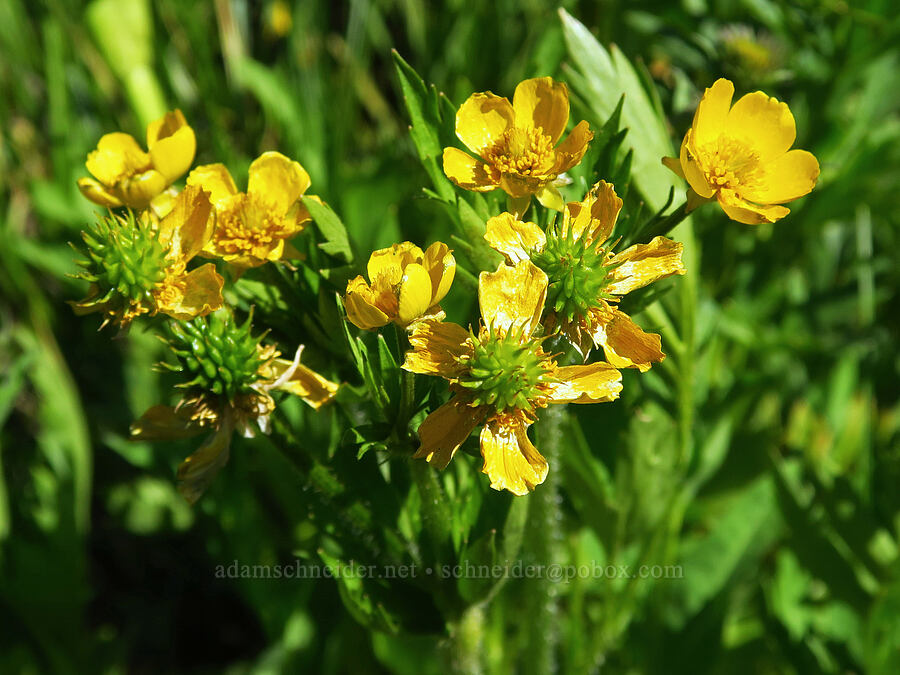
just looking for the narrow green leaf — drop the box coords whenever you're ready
[303,196,353,262]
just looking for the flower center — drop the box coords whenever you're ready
[530,226,616,323]
[455,328,552,413]
[214,193,292,256]
[483,127,555,176]
[698,137,764,195]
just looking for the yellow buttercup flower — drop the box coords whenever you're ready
[187,151,313,267]
[71,185,224,328]
[344,241,456,330]
[404,260,622,496]
[663,78,819,224]
[485,181,685,369]
[78,109,196,210]
[131,311,339,503]
[443,77,593,211]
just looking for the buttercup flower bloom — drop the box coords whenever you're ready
[404,260,622,496]
[187,151,313,267]
[131,310,339,503]
[663,78,819,224]
[443,77,592,211]
[78,109,196,210]
[71,185,224,329]
[485,181,685,369]
[344,241,456,330]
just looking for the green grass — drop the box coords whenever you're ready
[1,0,899,673]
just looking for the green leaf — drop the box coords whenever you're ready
[303,196,354,263]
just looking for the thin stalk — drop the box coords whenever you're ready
[445,604,485,675]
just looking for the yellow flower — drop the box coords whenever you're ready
[78,109,196,210]
[443,77,593,211]
[71,185,224,328]
[344,241,456,330]
[187,151,312,267]
[404,260,622,496]
[485,181,685,370]
[131,312,339,503]
[663,78,819,224]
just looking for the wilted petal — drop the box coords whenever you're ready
[592,308,665,372]
[158,264,225,320]
[484,212,545,264]
[552,120,593,174]
[512,77,569,144]
[414,397,486,470]
[157,185,214,262]
[480,415,548,496]
[267,357,339,409]
[479,260,548,337]
[130,404,207,440]
[177,418,234,505]
[403,319,472,378]
[606,236,685,295]
[546,362,623,402]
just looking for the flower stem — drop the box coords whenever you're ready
[630,200,690,246]
[444,604,485,675]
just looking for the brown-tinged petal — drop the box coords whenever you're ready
[552,120,593,173]
[177,415,235,504]
[724,91,796,162]
[247,151,311,215]
[414,397,486,470]
[157,185,214,262]
[478,260,548,337]
[591,308,665,372]
[565,180,622,246]
[158,264,225,320]
[421,242,456,305]
[397,263,434,325]
[479,414,548,496]
[455,92,515,154]
[691,78,734,148]
[717,189,790,225]
[186,163,239,206]
[344,276,390,330]
[130,404,207,441]
[546,362,623,402]
[512,77,569,144]
[499,172,546,199]
[484,212,545,264]
[267,358,339,409]
[403,319,472,378]
[741,149,819,204]
[606,236,685,295]
[442,147,499,191]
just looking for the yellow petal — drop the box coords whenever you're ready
[546,362,623,402]
[512,77,569,144]
[499,173,546,199]
[268,358,339,409]
[344,276,390,330]
[77,177,123,208]
[158,185,214,261]
[680,131,715,199]
[455,92,515,154]
[591,308,665,373]
[146,109,187,148]
[367,241,424,285]
[414,397,486,469]
[479,415,548,496]
[565,180,622,246]
[403,319,472,378]
[177,420,234,504]
[421,241,456,305]
[247,151,311,215]
[717,189,789,225]
[552,120,593,174]
[484,212,545,264]
[149,124,196,184]
[662,155,685,180]
[691,78,734,148]
[478,260,547,337]
[442,147,498,192]
[186,164,238,206]
[130,404,206,440]
[158,264,225,320]
[85,132,150,185]
[397,263,434,325]
[535,184,564,211]
[118,169,168,208]
[724,91,796,161]
[742,149,819,204]
[606,236,685,295]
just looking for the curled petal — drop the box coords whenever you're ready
[591,308,665,372]
[130,404,207,441]
[565,180,622,246]
[158,185,214,262]
[499,172,546,199]
[403,319,472,378]
[661,155,685,180]
[187,163,238,206]
[267,358,339,409]
[422,242,456,306]
[484,212,545,264]
[680,131,715,199]
[248,151,311,215]
[442,147,498,192]
[177,416,235,505]
[455,92,515,154]
[85,132,150,185]
[77,177,123,208]
[535,184,564,211]
[157,264,225,320]
[606,236,685,295]
[742,149,819,204]
[724,91,796,162]
[552,120,593,174]
[546,362,623,403]
[478,260,548,337]
[367,241,424,286]
[118,170,168,208]
[397,263,434,325]
[717,189,789,225]
[691,78,734,148]
[414,397,486,470]
[343,276,390,330]
[480,415,548,496]
[148,110,196,183]
[512,77,569,144]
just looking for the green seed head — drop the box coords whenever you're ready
[455,327,552,413]
[163,311,266,401]
[530,224,618,323]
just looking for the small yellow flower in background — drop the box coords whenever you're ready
[78,109,196,210]
[131,311,339,503]
[187,151,313,267]
[71,185,224,328]
[443,77,592,212]
[485,181,685,369]
[404,260,622,496]
[663,78,819,224]
[344,241,456,330]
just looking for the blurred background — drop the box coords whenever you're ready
[1,0,899,672]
